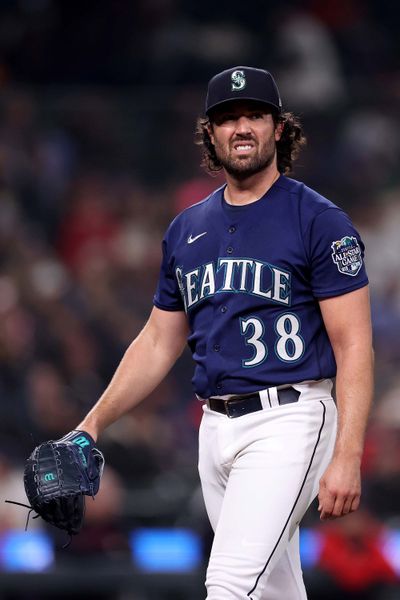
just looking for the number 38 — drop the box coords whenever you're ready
[240,314,304,367]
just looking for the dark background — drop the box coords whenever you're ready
[0,1,399,598]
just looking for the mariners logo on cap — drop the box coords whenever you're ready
[331,236,363,276]
[231,70,246,91]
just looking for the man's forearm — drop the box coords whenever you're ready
[332,344,374,460]
[318,287,373,519]
[318,343,373,520]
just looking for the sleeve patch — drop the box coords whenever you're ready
[330,236,363,276]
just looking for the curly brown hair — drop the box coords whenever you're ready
[195,111,306,175]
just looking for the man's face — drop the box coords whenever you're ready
[208,100,282,178]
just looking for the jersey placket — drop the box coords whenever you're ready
[205,219,240,395]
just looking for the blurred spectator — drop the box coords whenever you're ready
[57,174,120,271]
[275,9,346,110]
[173,175,224,213]
[26,361,81,439]
[363,397,400,525]
[316,510,397,599]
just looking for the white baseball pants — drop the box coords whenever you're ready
[198,379,337,600]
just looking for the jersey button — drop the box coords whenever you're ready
[228,226,236,234]
[226,246,233,254]
[221,306,227,313]
[216,383,222,391]
[213,344,221,352]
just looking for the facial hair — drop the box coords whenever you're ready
[214,134,277,179]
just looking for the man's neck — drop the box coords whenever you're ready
[224,166,281,206]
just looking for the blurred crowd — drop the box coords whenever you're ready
[0,0,400,598]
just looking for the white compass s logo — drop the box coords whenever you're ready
[231,70,246,91]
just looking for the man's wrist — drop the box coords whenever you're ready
[75,422,99,443]
[332,447,363,463]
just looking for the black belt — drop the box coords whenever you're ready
[207,387,301,418]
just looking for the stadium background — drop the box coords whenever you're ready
[0,1,399,598]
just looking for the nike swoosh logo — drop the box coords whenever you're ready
[187,232,207,244]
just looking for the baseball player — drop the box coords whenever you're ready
[75,67,374,599]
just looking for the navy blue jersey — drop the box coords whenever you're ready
[154,175,368,398]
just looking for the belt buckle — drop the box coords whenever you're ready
[224,398,235,418]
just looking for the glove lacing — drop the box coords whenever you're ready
[4,499,39,530]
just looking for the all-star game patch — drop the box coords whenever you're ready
[331,236,363,276]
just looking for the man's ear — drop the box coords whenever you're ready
[274,120,284,142]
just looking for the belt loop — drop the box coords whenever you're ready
[267,387,280,408]
[259,388,272,409]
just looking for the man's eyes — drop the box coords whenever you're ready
[219,113,264,123]
[219,114,236,122]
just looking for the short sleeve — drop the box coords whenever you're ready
[153,237,185,311]
[309,208,369,298]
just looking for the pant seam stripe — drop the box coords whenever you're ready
[246,400,327,598]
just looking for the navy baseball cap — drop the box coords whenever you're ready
[205,66,282,116]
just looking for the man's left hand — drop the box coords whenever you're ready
[318,457,361,520]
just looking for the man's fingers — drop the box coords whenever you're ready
[350,495,360,513]
[320,497,341,520]
[341,496,353,515]
[318,488,335,520]
[318,460,362,520]
[320,507,334,520]
[335,490,361,517]
[343,490,361,515]
[331,495,347,518]
[320,493,360,520]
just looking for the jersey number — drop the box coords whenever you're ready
[240,314,304,367]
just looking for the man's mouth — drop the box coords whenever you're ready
[232,141,255,154]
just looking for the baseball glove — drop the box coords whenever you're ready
[23,430,104,536]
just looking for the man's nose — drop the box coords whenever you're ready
[235,116,252,134]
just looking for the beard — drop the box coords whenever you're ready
[214,137,277,179]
